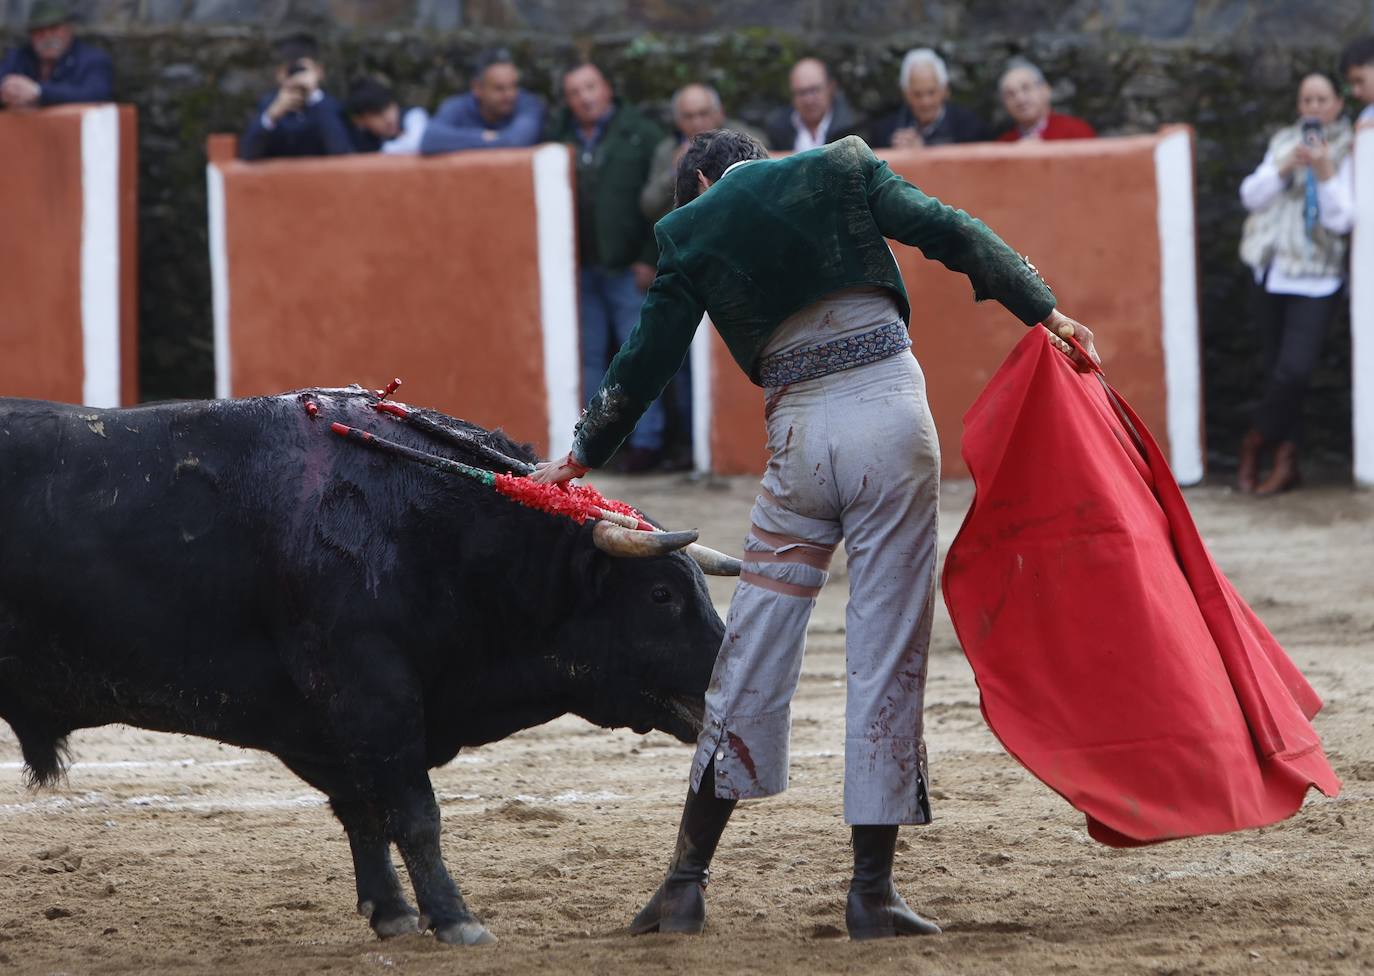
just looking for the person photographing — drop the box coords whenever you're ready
[239,33,352,161]
[1237,72,1354,495]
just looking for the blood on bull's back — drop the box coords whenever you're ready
[0,389,728,945]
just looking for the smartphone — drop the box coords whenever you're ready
[1301,117,1325,146]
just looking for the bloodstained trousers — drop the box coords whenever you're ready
[689,351,939,825]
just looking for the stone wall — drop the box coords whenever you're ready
[3,0,1371,472]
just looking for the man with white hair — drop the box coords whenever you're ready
[871,48,989,148]
[995,58,1095,142]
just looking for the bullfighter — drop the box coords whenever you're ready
[533,130,1098,939]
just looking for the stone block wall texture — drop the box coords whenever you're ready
[3,0,1371,472]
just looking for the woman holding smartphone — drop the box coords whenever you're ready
[1236,72,1355,494]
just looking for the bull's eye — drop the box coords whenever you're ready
[651,585,672,604]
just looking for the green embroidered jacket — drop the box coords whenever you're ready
[572,135,1056,468]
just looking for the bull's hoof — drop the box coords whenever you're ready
[361,900,421,939]
[435,920,497,946]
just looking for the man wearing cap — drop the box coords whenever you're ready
[0,0,113,109]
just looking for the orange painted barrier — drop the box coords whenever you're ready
[691,129,1203,483]
[0,104,138,406]
[208,144,578,457]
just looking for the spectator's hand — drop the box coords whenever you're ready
[891,127,923,149]
[1306,141,1336,181]
[530,452,589,485]
[631,261,656,293]
[1279,144,1310,177]
[1,74,41,108]
[1042,309,1099,368]
[267,85,307,122]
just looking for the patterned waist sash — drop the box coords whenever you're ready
[756,320,911,388]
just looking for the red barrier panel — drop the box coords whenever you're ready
[692,129,1202,482]
[208,145,579,457]
[0,104,138,406]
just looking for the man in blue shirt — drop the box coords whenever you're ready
[0,0,113,109]
[420,49,544,154]
[239,33,352,161]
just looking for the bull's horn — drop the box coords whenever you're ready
[685,543,742,577]
[592,521,699,558]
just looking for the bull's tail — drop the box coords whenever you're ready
[10,719,70,788]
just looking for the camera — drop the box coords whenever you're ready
[288,59,310,77]
[1301,117,1324,146]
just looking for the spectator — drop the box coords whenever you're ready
[641,83,767,223]
[1340,36,1374,130]
[1236,73,1355,495]
[995,59,1095,142]
[239,32,351,161]
[871,48,989,149]
[0,0,112,109]
[547,62,666,472]
[764,57,865,152]
[420,48,544,154]
[344,77,428,155]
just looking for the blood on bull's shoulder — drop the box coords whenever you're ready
[0,388,726,946]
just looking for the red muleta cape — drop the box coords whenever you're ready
[942,330,1341,846]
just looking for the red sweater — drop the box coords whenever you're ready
[997,112,1097,142]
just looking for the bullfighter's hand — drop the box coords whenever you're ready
[1042,309,1099,368]
[531,452,590,485]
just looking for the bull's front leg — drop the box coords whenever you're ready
[382,767,495,946]
[331,798,421,938]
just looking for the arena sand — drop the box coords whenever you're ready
[2,476,1371,976]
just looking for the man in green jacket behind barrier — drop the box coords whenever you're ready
[546,63,669,471]
[534,130,1097,940]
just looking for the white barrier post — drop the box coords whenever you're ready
[1352,127,1374,488]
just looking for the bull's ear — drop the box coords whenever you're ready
[570,524,613,602]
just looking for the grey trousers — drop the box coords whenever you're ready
[689,350,940,825]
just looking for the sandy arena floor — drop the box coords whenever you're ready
[2,474,1372,975]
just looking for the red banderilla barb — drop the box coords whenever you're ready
[374,378,403,401]
[374,401,408,419]
[303,399,320,419]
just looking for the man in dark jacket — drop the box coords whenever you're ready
[547,62,667,471]
[239,32,351,161]
[0,0,113,108]
[870,48,989,149]
[343,76,427,154]
[764,57,865,152]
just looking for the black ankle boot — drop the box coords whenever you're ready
[629,762,737,935]
[846,825,941,940]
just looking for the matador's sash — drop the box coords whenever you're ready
[942,329,1340,846]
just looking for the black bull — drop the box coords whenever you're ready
[0,390,729,946]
